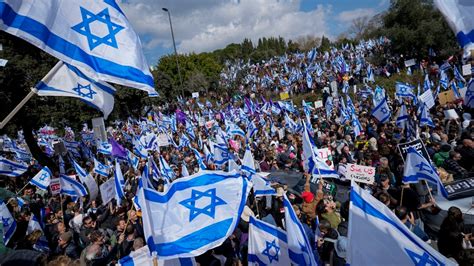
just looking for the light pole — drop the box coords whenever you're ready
[162,7,184,96]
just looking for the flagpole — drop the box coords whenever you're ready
[0,88,38,129]
[400,187,405,206]
[16,180,31,196]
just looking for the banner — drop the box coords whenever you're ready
[157,134,170,147]
[314,100,323,109]
[397,139,430,162]
[404,59,416,67]
[438,90,455,105]
[279,92,289,100]
[346,163,375,184]
[100,178,116,205]
[50,178,61,195]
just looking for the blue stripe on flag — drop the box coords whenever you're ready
[249,216,287,242]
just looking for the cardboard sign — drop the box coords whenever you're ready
[50,178,61,195]
[192,92,199,98]
[316,148,334,170]
[404,59,416,67]
[462,64,472,76]
[83,174,98,200]
[419,89,435,109]
[279,92,289,100]
[437,90,455,105]
[314,100,323,109]
[397,139,430,162]
[346,163,375,184]
[157,133,170,147]
[100,178,116,205]
[444,109,459,120]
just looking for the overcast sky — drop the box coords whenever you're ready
[120,0,390,65]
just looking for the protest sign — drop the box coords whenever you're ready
[437,90,455,105]
[346,163,375,184]
[0,59,7,67]
[157,133,170,147]
[404,59,416,67]
[397,139,430,162]
[192,92,199,98]
[100,178,116,205]
[83,174,98,200]
[279,92,289,100]
[50,178,61,195]
[462,64,472,76]
[92,117,107,142]
[314,100,323,109]
[444,177,474,200]
[419,89,435,109]
[444,109,459,120]
[316,148,334,170]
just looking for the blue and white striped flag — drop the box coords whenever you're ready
[98,142,112,155]
[0,202,16,245]
[348,182,454,265]
[29,166,52,190]
[127,149,140,170]
[159,155,175,181]
[181,163,190,177]
[439,70,449,89]
[395,82,416,101]
[242,146,275,196]
[465,79,474,108]
[396,104,409,130]
[138,170,251,259]
[402,147,448,198]
[114,160,125,206]
[371,97,391,124]
[36,62,115,118]
[59,174,88,197]
[0,157,28,177]
[0,0,156,95]
[93,157,109,177]
[419,104,435,128]
[248,216,290,265]
[118,245,196,266]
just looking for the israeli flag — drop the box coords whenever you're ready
[59,174,88,197]
[133,137,148,158]
[181,163,190,177]
[351,113,363,138]
[0,157,28,177]
[227,123,245,139]
[395,82,416,101]
[98,141,112,155]
[114,160,125,206]
[118,245,196,266]
[94,157,110,177]
[213,143,229,169]
[348,182,454,265]
[191,148,207,171]
[325,97,333,117]
[396,104,409,129]
[439,70,449,89]
[248,216,290,265]
[247,120,258,139]
[127,149,140,170]
[465,79,474,108]
[0,202,16,245]
[402,147,448,198]
[138,170,251,259]
[0,0,156,95]
[301,123,339,180]
[36,61,115,119]
[367,64,375,83]
[159,155,175,181]
[242,146,275,196]
[418,103,435,128]
[371,97,391,124]
[283,194,317,265]
[29,166,52,190]
[26,214,49,252]
[306,72,313,89]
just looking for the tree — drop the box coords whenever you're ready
[295,35,321,52]
[349,16,371,40]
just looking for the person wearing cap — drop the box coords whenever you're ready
[54,231,80,260]
[301,173,324,221]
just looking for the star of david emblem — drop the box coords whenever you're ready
[39,172,49,181]
[381,107,388,114]
[415,162,433,174]
[400,87,407,93]
[73,83,96,99]
[405,249,439,266]
[71,7,125,50]
[8,165,16,171]
[262,239,280,263]
[2,217,10,227]
[179,188,226,222]
[97,163,106,170]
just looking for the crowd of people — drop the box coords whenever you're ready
[0,36,473,266]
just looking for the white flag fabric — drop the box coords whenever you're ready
[118,245,196,266]
[248,216,290,265]
[114,160,125,205]
[283,194,317,265]
[348,182,455,266]
[138,170,251,259]
[94,157,109,177]
[72,159,99,200]
[241,146,275,196]
[0,157,28,177]
[36,62,115,119]
[29,166,52,190]
[371,97,391,124]
[0,0,156,94]
[59,174,88,197]
[0,202,16,245]
[435,0,474,57]
[402,147,449,198]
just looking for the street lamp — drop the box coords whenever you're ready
[162,7,184,96]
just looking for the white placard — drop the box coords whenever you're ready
[314,100,323,109]
[50,178,61,195]
[462,64,472,76]
[444,109,459,120]
[157,133,170,147]
[346,163,375,184]
[83,174,99,200]
[404,59,416,67]
[100,178,116,205]
[192,92,199,98]
[419,89,435,109]
[0,59,8,67]
[316,148,334,170]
